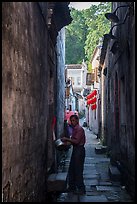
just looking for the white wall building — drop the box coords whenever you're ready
[87,45,102,136]
[65,61,87,113]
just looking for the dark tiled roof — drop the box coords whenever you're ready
[65,64,82,69]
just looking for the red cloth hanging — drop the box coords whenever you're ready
[91,104,97,110]
[87,97,97,105]
[87,90,97,99]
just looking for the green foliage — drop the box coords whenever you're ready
[87,62,92,72]
[84,2,111,63]
[65,8,88,64]
[65,2,111,67]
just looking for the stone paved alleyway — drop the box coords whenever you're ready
[56,119,133,202]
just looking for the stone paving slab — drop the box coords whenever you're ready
[99,181,113,186]
[105,190,133,202]
[86,185,96,192]
[85,179,99,186]
[84,164,96,167]
[96,185,121,191]
[85,157,95,160]
[57,192,78,202]
[84,174,99,179]
[79,195,108,202]
[94,158,110,162]
[84,169,98,174]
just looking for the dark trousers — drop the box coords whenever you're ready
[68,145,85,191]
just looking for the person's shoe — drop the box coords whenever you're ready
[73,189,86,195]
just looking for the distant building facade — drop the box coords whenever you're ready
[65,61,87,113]
[86,45,102,135]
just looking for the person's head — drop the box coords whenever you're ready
[70,115,79,127]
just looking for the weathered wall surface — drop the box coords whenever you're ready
[106,2,135,199]
[56,28,66,139]
[2,2,72,201]
[2,2,51,202]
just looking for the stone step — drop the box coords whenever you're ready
[108,165,121,182]
[95,145,107,154]
[47,172,68,192]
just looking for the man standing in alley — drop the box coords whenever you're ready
[61,114,86,195]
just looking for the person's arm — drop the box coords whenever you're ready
[61,128,84,145]
[61,137,73,143]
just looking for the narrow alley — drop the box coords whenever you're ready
[55,119,133,202]
[2,2,135,202]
